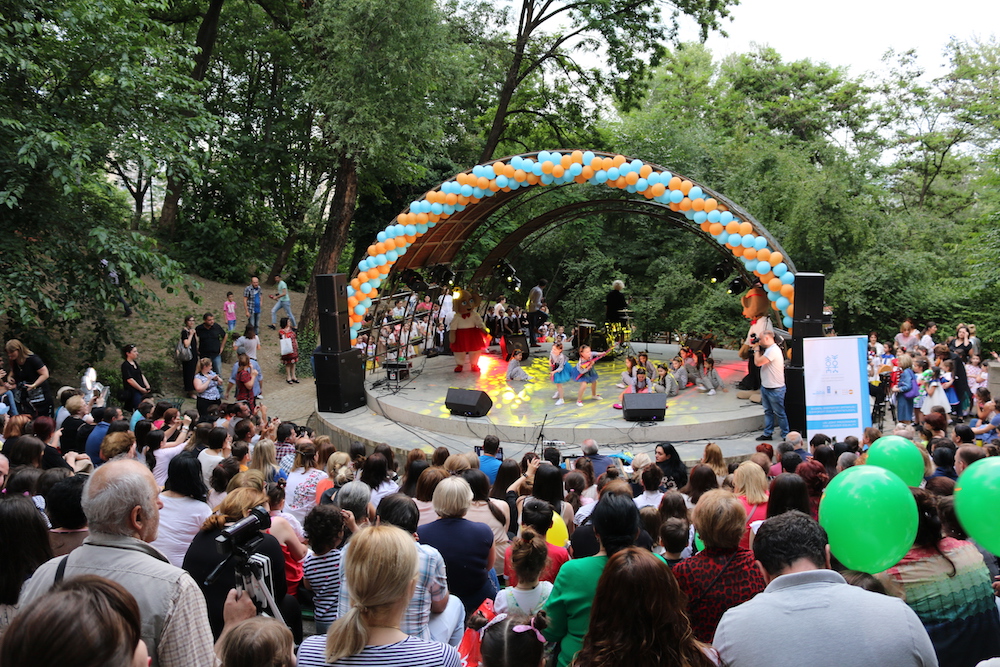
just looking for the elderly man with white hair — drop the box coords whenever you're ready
[19,459,253,667]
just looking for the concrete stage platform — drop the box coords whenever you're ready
[313,343,769,464]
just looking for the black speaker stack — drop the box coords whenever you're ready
[786,272,825,435]
[622,393,668,421]
[314,274,366,413]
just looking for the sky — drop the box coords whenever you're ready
[676,0,1000,79]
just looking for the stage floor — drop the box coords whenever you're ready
[314,343,766,461]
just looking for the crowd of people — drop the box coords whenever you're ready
[2,378,1000,667]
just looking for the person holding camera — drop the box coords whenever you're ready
[754,330,789,441]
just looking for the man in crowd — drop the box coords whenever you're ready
[18,459,255,667]
[755,329,788,441]
[956,444,987,475]
[85,405,121,466]
[244,276,263,333]
[478,435,502,484]
[582,439,613,477]
[268,272,296,331]
[196,312,228,374]
[714,511,937,667]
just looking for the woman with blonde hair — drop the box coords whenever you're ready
[315,451,352,504]
[732,461,769,549]
[700,442,727,483]
[296,525,461,667]
[249,439,286,484]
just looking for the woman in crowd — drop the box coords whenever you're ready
[655,442,688,490]
[119,344,151,412]
[414,466,449,527]
[198,426,230,488]
[732,461,769,549]
[700,443,727,484]
[894,353,917,425]
[249,439,287,484]
[679,464,719,509]
[0,575,149,667]
[285,441,326,524]
[460,468,510,575]
[795,459,829,520]
[543,493,640,667]
[418,476,496,616]
[518,461,575,536]
[297,525,461,667]
[59,394,89,455]
[233,323,261,361]
[747,473,810,548]
[179,315,200,398]
[671,490,765,643]
[0,494,54,637]
[878,488,1000,667]
[571,547,717,667]
[359,452,400,508]
[895,321,920,353]
[315,451,352,504]
[627,453,651,497]
[490,459,523,532]
[5,339,52,417]
[150,451,213,567]
[234,353,258,412]
[194,357,225,419]
[399,448,428,497]
[278,318,299,384]
[30,415,72,470]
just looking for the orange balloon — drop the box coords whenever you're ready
[575,175,588,184]
[347,296,358,308]
[615,177,627,188]
[743,247,758,260]
[429,213,441,222]
[602,157,615,171]
[384,238,396,251]
[527,174,540,185]
[738,222,753,236]
[503,164,516,178]
[639,165,652,178]
[780,284,794,298]
[368,288,379,300]
[514,169,527,182]
[552,165,565,178]
[477,176,490,189]
[493,161,505,174]
[643,189,655,199]
[680,180,693,195]
[455,173,467,186]
[679,197,692,211]
[709,222,723,236]
[541,161,554,174]
[445,193,458,206]
[581,166,594,179]
[771,301,780,311]
[378,263,391,274]
[375,242,386,254]
[756,248,771,262]
[651,183,666,197]
[350,278,361,289]
[613,154,627,167]
[590,156,604,169]
[760,272,775,284]
[669,202,680,211]
[725,222,740,235]
[571,150,584,164]
[701,221,712,232]
[692,198,705,211]
[625,172,639,185]
[405,234,416,243]
[416,212,429,224]
[787,304,795,318]
[704,198,718,212]
[768,278,782,292]
[668,176,682,191]
[366,268,380,281]
[489,182,500,192]
[560,155,572,168]
[367,245,378,257]
[731,245,744,256]
[769,252,784,267]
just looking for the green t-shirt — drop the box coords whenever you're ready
[543,554,608,667]
[276,280,290,302]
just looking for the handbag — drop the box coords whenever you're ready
[902,370,919,398]
[175,337,192,363]
[279,335,294,356]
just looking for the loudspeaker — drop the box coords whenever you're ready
[316,274,349,315]
[791,273,825,323]
[445,387,493,417]
[314,349,366,413]
[784,366,806,435]
[504,334,530,361]
[622,393,667,422]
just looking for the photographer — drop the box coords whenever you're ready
[753,330,789,441]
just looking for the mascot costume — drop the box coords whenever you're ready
[449,288,490,372]
[736,282,772,403]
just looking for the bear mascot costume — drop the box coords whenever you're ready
[449,288,490,372]
[736,282,772,403]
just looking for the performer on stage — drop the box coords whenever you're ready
[550,342,573,405]
[605,280,628,324]
[653,364,678,397]
[637,351,656,378]
[574,345,610,407]
[449,288,489,373]
[506,348,531,382]
[737,282,772,399]
[613,367,652,409]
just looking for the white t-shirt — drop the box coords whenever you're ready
[150,493,212,567]
[760,343,785,389]
[152,445,184,487]
[198,449,225,489]
[493,581,553,615]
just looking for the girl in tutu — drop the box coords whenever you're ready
[550,343,573,405]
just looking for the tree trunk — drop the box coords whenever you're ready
[478,36,528,164]
[159,0,226,233]
[267,227,299,284]
[299,153,358,331]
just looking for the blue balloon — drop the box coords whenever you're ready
[351,322,361,330]
[595,170,608,184]
[361,297,372,308]
[550,152,562,161]
[773,263,788,277]
[728,233,742,246]
[386,250,398,261]
[684,209,696,220]
[472,187,485,198]
[430,202,443,215]
[508,181,520,190]
[376,231,387,242]
[636,178,648,192]
[359,282,372,294]
[781,272,795,285]
[416,223,428,234]
[689,186,704,200]
[768,291,780,301]
[626,185,637,193]
[531,163,544,176]
[510,156,522,170]
[744,258,757,270]
[370,278,381,289]
[670,190,684,203]
[454,205,465,212]
[496,175,509,188]
[694,211,708,223]
[720,211,733,224]
[776,296,790,311]
[618,162,633,175]
[541,174,554,185]
[538,151,550,163]
[375,254,387,266]
[583,151,595,165]
[708,210,721,223]
[783,316,794,328]
[442,204,455,214]
[716,234,728,245]
[405,224,416,236]
[427,220,436,227]
[460,184,473,197]
[347,285,355,297]
[661,171,673,182]
[754,236,767,250]
[472,165,484,178]
[396,246,407,256]
[756,260,771,274]
[647,172,660,185]
[741,234,755,248]
[358,260,369,272]
[631,159,643,172]
[607,167,620,181]
[353,304,365,315]
[569,163,582,176]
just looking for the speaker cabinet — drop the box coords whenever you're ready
[622,393,667,422]
[504,334,530,361]
[314,349,366,413]
[445,387,493,417]
[316,274,352,353]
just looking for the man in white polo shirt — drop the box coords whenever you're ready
[754,329,788,441]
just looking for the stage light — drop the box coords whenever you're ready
[401,269,428,292]
[492,259,518,286]
[726,277,745,295]
[429,264,455,287]
[710,262,729,284]
[511,277,521,292]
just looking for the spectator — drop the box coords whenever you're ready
[150,452,212,567]
[0,494,54,637]
[5,339,52,417]
[581,439,613,476]
[196,313,228,375]
[479,435,502,483]
[46,475,89,556]
[217,617,295,667]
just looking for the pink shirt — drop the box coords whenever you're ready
[223,300,237,320]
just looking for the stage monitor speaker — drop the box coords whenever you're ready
[791,273,825,323]
[316,274,349,315]
[445,387,493,417]
[504,334,530,361]
[622,393,667,422]
[314,349,366,413]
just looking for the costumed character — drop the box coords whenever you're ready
[449,288,489,373]
[736,282,771,403]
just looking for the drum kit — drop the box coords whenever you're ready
[572,309,637,360]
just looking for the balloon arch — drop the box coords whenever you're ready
[345,150,797,346]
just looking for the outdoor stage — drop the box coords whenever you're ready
[313,342,769,463]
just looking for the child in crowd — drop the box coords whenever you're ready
[301,504,347,634]
[616,356,637,389]
[660,517,690,567]
[697,357,726,396]
[913,358,930,424]
[217,617,295,667]
[475,612,549,667]
[223,292,238,331]
[574,345,608,407]
[941,359,960,417]
[493,529,552,615]
[653,364,678,397]
[614,367,651,410]
[923,367,949,415]
[549,343,573,406]
[506,348,531,382]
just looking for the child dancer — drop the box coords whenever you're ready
[616,356,638,389]
[614,366,651,409]
[574,345,609,407]
[550,343,573,406]
[506,348,531,382]
[637,351,656,378]
[653,364,678,397]
[697,357,726,395]
[669,357,688,390]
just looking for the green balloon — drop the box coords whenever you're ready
[955,457,1000,556]
[866,435,926,487]
[819,465,917,573]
